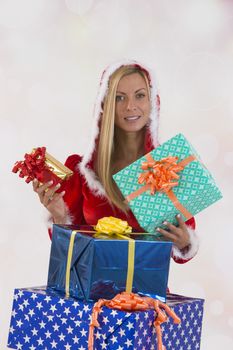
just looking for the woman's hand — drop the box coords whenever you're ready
[156,214,190,250]
[33,179,67,224]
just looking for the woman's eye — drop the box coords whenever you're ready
[136,93,145,99]
[116,95,125,102]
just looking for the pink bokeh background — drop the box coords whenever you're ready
[1,1,233,348]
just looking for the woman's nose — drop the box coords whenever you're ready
[126,97,136,111]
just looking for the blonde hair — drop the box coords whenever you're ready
[96,65,151,212]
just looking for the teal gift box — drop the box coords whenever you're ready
[113,133,222,234]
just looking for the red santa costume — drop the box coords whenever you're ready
[53,60,199,264]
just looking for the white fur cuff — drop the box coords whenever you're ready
[47,204,74,229]
[172,227,199,261]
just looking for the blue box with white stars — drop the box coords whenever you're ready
[7,286,204,350]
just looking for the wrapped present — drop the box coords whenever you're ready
[7,286,205,350]
[47,223,172,301]
[12,146,73,186]
[113,133,223,235]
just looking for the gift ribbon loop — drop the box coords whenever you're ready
[126,154,196,220]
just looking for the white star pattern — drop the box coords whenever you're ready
[64,307,71,315]
[37,337,44,346]
[50,340,57,348]
[29,345,36,350]
[108,326,115,333]
[11,309,17,317]
[53,323,60,331]
[36,302,43,310]
[83,304,91,312]
[39,320,46,328]
[110,309,118,317]
[58,333,66,341]
[126,321,134,330]
[23,335,30,343]
[102,316,109,325]
[8,288,204,350]
[118,328,125,337]
[72,301,79,308]
[111,335,118,343]
[50,304,57,313]
[9,326,15,334]
[125,338,133,347]
[72,335,79,344]
[45,330,52,338]
[31,328,38,336]
[67,325,73,334]
[23,299,29,307]
[16,319,23,328]
[80,328,87,337]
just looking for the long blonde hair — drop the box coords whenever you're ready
[96,65,151,212]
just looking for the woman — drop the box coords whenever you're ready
[33,60,198,263]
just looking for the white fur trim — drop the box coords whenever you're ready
[78,163,106,197]
[47,204,74,227]
[79,59,160,195]
[172,226,199,261]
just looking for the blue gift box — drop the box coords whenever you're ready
[47,224,172,302]
[7,286,204,350]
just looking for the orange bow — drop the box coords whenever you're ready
[138,156,184,195]
[88,292,181,350]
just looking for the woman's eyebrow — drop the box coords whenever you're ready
[116,88,146,94]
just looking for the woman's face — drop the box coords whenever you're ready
[114,72,151,133]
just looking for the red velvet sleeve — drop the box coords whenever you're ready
[63,154,86,225]
[48,154,86,240]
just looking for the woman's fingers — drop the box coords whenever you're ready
[176,214,186,229]
[156,227,176,242]
[42,183,61,207]
[46,191,65,208]
[35,180,53,194]
[162,220,179,235]
[32,179,62,206]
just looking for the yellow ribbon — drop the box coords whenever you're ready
[65,230,79,298]
[65,217,136,297]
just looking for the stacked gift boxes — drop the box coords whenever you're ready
[8,133,222,349]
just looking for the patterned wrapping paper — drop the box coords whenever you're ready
[7,286,205,350]
[113,133,223,234]
[47,224,172,302]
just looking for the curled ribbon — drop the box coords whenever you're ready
[126,154,196,221]
[88,292,181,350]
[138,156,184,194]
[12,147,46,183]
[12,147,73,184]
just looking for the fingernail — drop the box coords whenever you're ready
[177,214,181,218]
[156,228,160,232]
[48,180,53,185]
[61,191,65,195]
[55,183,61,188]
[163,221,168,225]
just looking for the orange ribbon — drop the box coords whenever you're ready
[138,156,184,194]
[88,292,181,350]
[126,153,196,220]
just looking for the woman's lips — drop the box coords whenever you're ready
[124,116,141,121]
